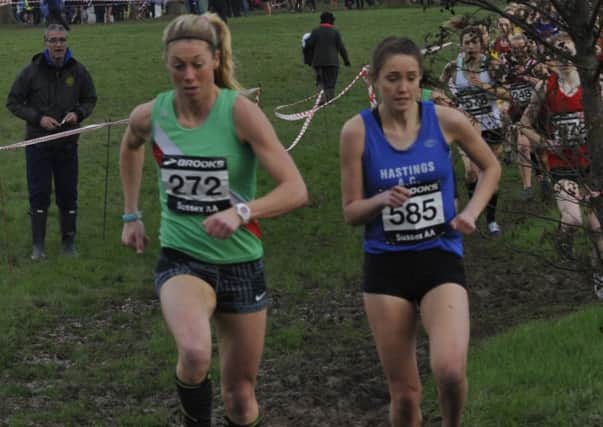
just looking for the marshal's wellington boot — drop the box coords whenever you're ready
[31,209,48,261]
[59,209,77,256]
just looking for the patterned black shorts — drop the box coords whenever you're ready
[155,248,267,314]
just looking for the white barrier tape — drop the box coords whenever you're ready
[360,66,378,109]
[277,66,373,152]
[276,42,452,125]
[255,85,262,106]
[285,90,324,152]
[275,65,372,122]
[422,41,453,55]
[322,64,373,108]
[277,41,454,151]
[273,93,324,121]
[0,118,129,151]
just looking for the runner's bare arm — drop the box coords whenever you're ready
[430,88,480,129]
[430,89,456,107]
[470,70,511,101]
[437,105,501,227]
[120,101,153,215]
[340,115,410,226]
[233,95,308,219]
[519,82,546,146]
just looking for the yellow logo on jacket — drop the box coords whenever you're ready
[65,75,75,87]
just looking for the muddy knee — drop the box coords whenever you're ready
[389,382,422,423]
[433,366,466,396]
[178,343,211,383]
[222,380,257,421]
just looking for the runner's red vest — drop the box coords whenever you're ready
[542,73,589,170]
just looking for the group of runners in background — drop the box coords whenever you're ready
[435,3,602,279]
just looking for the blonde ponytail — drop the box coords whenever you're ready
[204,13,242,90]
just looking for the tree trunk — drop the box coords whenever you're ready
[568,1,603,232]
[0,4,16,24]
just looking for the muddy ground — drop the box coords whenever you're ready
[253,239,595,427]
[1,201,598,426]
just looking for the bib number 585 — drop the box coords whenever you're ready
[388,198,438,226]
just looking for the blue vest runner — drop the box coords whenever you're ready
[361,101,463,257]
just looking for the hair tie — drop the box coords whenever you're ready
[166,36,215,49]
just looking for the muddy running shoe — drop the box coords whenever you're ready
[519,187,534,201]
[487,221,501,237]
[594,273,603,300]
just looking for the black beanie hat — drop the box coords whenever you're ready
[320,11,335,24]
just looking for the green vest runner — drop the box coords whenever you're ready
[151,89,263,264]
[421,88,433,102]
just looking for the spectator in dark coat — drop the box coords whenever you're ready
[209,0,228,21]
[93,0,105,23]
[304,12,351,103]
[45,0,70,29]
[6,24,97,260]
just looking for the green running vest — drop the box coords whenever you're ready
[151,89,263,264]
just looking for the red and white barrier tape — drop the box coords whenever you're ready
[277,41,453,151]
[275,64,373,123]
[422,41,453,55]
[276,65,374,151]
[0,118,129,151]
[1,44,451,153]
[360,66,378,109]
[284,89,324,152]
[255,85,261,106]
[273,93,321,121]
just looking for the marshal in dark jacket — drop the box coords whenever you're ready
[6,44,97,261]
[305,23,351,68]
[304,12,351,102]
[7,50,97,140]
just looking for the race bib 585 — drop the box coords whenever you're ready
[381,181,447,244]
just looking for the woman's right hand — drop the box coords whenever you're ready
[40,115,60,130]
[381,185,411,208]
[121,221,149,254]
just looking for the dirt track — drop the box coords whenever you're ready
[2,206,596,426]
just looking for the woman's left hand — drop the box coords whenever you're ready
[202,208,242,239]
[62,112,78,125]
[450,211,477,235]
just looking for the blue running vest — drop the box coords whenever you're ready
[361,101,463,257]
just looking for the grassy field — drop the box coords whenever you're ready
[0,6,601,426]
[463,305,603,426]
